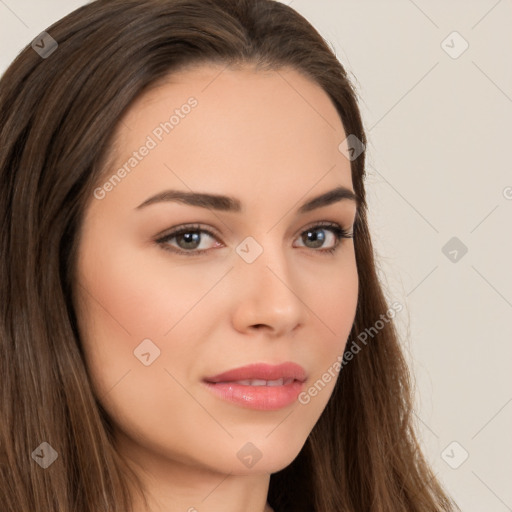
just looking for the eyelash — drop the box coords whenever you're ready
[155,222,354,257]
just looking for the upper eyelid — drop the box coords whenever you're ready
[155,223,218,242]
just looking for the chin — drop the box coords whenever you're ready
[216,434,308,476]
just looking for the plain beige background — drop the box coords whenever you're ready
[1,0,511,510]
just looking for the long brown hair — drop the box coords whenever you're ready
[0,0,459,510]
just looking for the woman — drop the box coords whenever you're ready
[0,0,459,510]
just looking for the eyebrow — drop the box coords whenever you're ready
[135,185,359,214]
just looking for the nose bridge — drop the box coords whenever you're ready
[237,232,291,291]
[232,232,305,332]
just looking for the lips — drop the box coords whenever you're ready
[204,362,307,384]
[202,362,307,410]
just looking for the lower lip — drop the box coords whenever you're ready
[203,380,305,410]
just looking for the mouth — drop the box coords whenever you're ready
[202,362,307,411]
[204,362,307,384]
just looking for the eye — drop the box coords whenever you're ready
[294,222,353,254]
[155,222,353,257]
[156,224,220,255]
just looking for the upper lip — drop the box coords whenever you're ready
[204,362,307,383]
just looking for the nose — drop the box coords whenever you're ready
[230,241,306,337]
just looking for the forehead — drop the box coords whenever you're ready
[99,63,353,210]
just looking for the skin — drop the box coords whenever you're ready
[74,63,359,512]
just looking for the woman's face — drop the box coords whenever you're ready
[74,63,359,477]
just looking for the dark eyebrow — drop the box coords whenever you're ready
[135,186,358,213]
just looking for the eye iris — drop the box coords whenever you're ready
[178,231,201,249]
[304,228,325,248]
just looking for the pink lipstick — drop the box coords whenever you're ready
[203,362,307,411]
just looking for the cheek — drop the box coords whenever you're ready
[74,231,234,401]
[74,236,215,455]
[310,251,358,351]
[297,252,358,403]
[323,265,358,333]
[76,234,224,342]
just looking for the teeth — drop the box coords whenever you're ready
[233,378,293,386]
[250,379,268,386]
